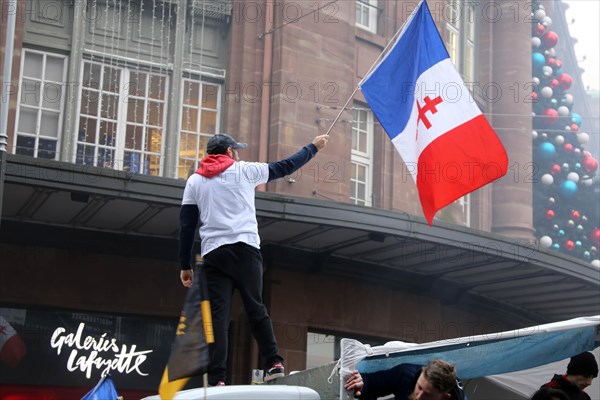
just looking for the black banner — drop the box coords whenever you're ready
[0,307,178,391]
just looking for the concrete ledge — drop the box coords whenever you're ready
[266,362,341,400]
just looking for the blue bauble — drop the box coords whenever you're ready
[571,112,582,126]
[560,180,578,197]
[533,52,546,70]
[537,142,556,159]
[584,251,591,260]
[552,243,560,250]
[575,241,582,248]
[557,229,565,237]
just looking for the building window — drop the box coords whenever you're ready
[356,0,378,33]
[76,60,168,175]
[351,107,373,206]
[444,0,474,226]
[177,78,221,179]
[458,194,471,227]
[446,25,459,65]
[306,332,337,369]
[464,4,475,83]
[14,50,68,160]
[444,0,475,83]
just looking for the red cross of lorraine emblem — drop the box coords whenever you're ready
[416,95,444,141]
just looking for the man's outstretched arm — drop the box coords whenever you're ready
[268,134,329,182]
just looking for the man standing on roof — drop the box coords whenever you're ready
[178,133,329,386]
[345,359,466,400]
[541,351,598,400]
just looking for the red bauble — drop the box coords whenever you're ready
[582,156,599,174]
[546,210,555,220]
[555,59,562,69]
[564,240,575,251]
[550,79,559,88]
[557,73,572,90]
[570,210,581,221]
[551,164,561,174]
[535,24,545,36]
[583,151,592,158]
[543,31,559,47]
[563,143,574,153]
[570,123,579,132]
[542,108,559,126]
[591,228,600,247]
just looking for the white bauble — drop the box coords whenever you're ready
[554,135,565,144]
[541,174,554,185]
[577,132,589,145]
[567,172,579,183]
[534,9,546,22]
[581,177,594,187]
[540,236,553,248]
[542,66,553,77]
[541,86,553,98]
[557,106,570,117]
[562,93,574,105]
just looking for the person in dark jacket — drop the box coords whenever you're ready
[541,351,598,400]
[530,387,569,400]
[344,359,466,400]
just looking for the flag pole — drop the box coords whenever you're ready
[324,0,422,136]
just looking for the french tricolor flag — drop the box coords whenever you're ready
[360,0,508,225]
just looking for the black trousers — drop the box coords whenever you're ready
[203,242,283,384]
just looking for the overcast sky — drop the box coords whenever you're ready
[563,0,600,91]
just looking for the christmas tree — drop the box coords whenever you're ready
[531,3,600,267]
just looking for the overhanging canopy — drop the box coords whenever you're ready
[2,154,599,324]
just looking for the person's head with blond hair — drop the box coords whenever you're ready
[410,359,458,400]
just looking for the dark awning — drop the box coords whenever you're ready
[3,154,599,323]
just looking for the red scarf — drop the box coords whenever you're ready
[195,154,235,177]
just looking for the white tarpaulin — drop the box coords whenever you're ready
[335,316,599,399]
[464,347,600,400]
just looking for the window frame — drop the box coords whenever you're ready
[356,0,378,34]
[457,193,471,227]
[176,76,223,179]
[350,107,374,207]
[74,59,169,176]
[13,49,68,160]
[444,0,475,226]
[445,0,476,83]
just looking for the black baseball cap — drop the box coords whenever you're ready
[206,133,248,154]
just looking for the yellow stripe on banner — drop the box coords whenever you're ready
[158,367,189,400]
[201,300,214,343]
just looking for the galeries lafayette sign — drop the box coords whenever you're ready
[50,322,153,379]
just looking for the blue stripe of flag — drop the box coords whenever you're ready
[360,1,450,140]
